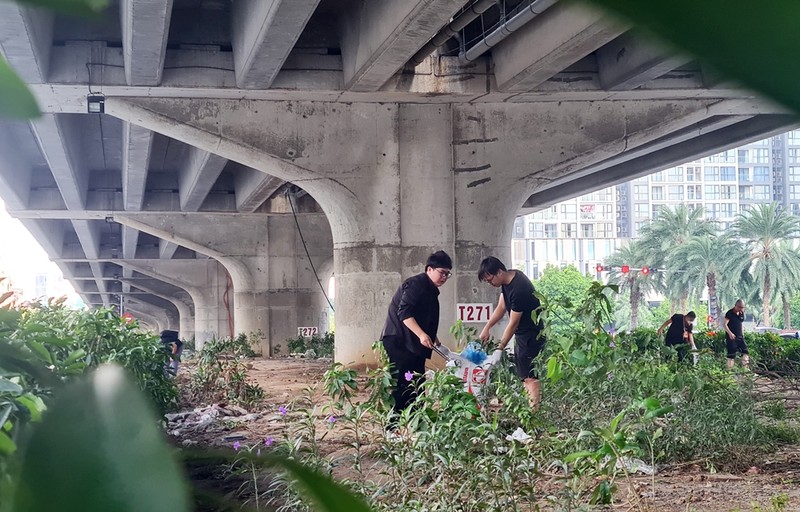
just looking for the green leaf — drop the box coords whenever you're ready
[0,56,40,120]
[25,340,52,365]
[15,0,108,17]
[580,0,800,115]
[0,377,23,394]
[13,364,190,512]
[16,393,46,422]
[0,403,12,428]
[0,430,16,455]
[564,450,595,463]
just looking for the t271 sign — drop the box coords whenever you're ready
[456,303,492,323]
[297,326,318,338]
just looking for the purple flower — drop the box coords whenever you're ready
[278,405,287,416]
[609,341,616,349]
[233,441,241,450]
[265,436,274,447]
[404,370,414,382]
[327,415,336,424]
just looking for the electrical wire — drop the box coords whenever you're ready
[286,187,334,312]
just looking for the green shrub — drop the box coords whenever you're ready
[190,333,264,408]
[285,331,334,358]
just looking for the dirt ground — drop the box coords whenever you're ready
[176,358,800,512]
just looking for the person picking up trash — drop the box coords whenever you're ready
[478,256,546,409]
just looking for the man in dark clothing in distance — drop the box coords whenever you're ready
[160,329,183,375]
[381,250,452,428]
[478,257,545,409]
[724,299,749,369]
[656,311,697,362]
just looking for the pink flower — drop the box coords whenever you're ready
[327,415,336,424]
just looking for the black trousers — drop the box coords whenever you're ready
[382,338,427,426]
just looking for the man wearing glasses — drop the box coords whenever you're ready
[724,299,749,369]
[381,250,453,430]
[478,256,545,409]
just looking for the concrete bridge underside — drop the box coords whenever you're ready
[0,0,795,364]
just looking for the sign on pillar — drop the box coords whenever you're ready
[297,326,319,338]
[456,303,493,323]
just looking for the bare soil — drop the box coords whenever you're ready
[176,358,800,512]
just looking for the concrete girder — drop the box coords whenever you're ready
[0,2,53,83]
[122,123,153,211]
[159,240,179,260]
[126,279,194,339]
[231,0,321,89]
[525,114,800,209]
[233,166,285,212]
[120,0,173,86]
[123,304,164,333]
[30,115,87,210]
[339,0,467,92]
[491,1,627,92]
[116,258,230,347]
[178,147,227,211]
[126,294,179,331]
[0,124,33,209]
[597,32,692,91]
[122,226,139,259]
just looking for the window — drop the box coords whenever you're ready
[788,130,800,144]
[561,223,576,238]
[790,167,800,181]
[706,150,735,163]
[634,185,648,200]
[580,224,594,238]
[597,223,612,238]
[739,185,753,200]
[560,203,577,219]
[532,223,544,238]
[667,185,683,200]
[738,149,748,164]
[687,185,702,200]
[704,166,720,181]
[668,167,683,181]
[721,185,736,200]
[652,186,664,200]
[652,204,667,218]
[792,203,800,216]
[634,203,649,218]
[686,166,702,182]
[738,168,751,182]
[634,221,648,233]
[544,224,557,238]
[598,203,613,219]
[790,185,800,200]
[651,171,666,182]
[705,185,720,199]
[754,186,770,200]
[720,166,736,181]
[791,148,800,164]
[752,148,769,163]
[754,166,770,181]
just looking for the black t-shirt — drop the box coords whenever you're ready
[725,308,744,338]
[380,273,440,358]
[665,313,691,345]
[501,270,542,335]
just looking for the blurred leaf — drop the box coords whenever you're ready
[0,57,40,120]
[581,0,800,114]
[15,0,108,17]
[12,364,190,512]
[15,393,46,422]
[0,377,23,394]
[24,340,52,365]
[0,342,59,387]
[0,430,16,455]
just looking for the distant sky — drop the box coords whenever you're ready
[0,199,78,302]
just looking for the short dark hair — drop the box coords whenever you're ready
[686,311,696,320]
[426,250,452,270]
[478,256,506,281]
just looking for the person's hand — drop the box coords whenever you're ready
[419,334,433,349]
[727,332,735,340]
[656,328,662,336]
[479,326,490,343]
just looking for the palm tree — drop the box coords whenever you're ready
[639,204,715,311]
[605,240,657,329]
[733,203,800,327]
[768,241,800,328]
[670,234,749,328]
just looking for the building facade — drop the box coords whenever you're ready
[513,130,800,275]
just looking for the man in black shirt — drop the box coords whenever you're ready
[381,250,452,427]
[724,299,749,369]
[478,257,545,409]
[656,311,697,362]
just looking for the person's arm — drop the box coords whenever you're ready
[687,332,696,348]
[479,295,507,341]
[498,310,523,351]
[402,317,433,349]
[656,318,672,336]
[724,316,735,339]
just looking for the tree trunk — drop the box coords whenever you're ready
[630,281,640,330]
[783,292,791,329]
[763,269,772,327]
[707,272,719,327]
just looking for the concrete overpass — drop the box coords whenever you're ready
[0,0,795,364]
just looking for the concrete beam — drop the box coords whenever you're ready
[525,114,800,210]
[30,115,87,210]
[339,0,466,91]
[18,219,65,259]
[597,32,691,91]
[120,0,173,86]
[159,240,179,260]
[179,147,227,211]
[492,1,627,92]
[231,0,321,89]
[0,3,53,83]
[233,166,285,212]
[0,124,33,209]
[122,123,153,210]
[122,226,139,259]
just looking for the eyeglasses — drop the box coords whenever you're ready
[436,269,452,279]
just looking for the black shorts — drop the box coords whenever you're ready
[514,331,546,380]
[726,336,748,359]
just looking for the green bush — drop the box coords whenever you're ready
[285,331,334,358]
[190,333,264,408]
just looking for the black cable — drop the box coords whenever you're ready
[286,187,334,312]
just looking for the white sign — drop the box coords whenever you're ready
[456,303,493,323]
[297,326,318,338]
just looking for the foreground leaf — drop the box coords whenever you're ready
[581,0,800,114]
[12,364,189,512]
[16,0,108,17]
[0,57,40,119]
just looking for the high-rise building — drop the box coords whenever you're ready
[513,130,800,273]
